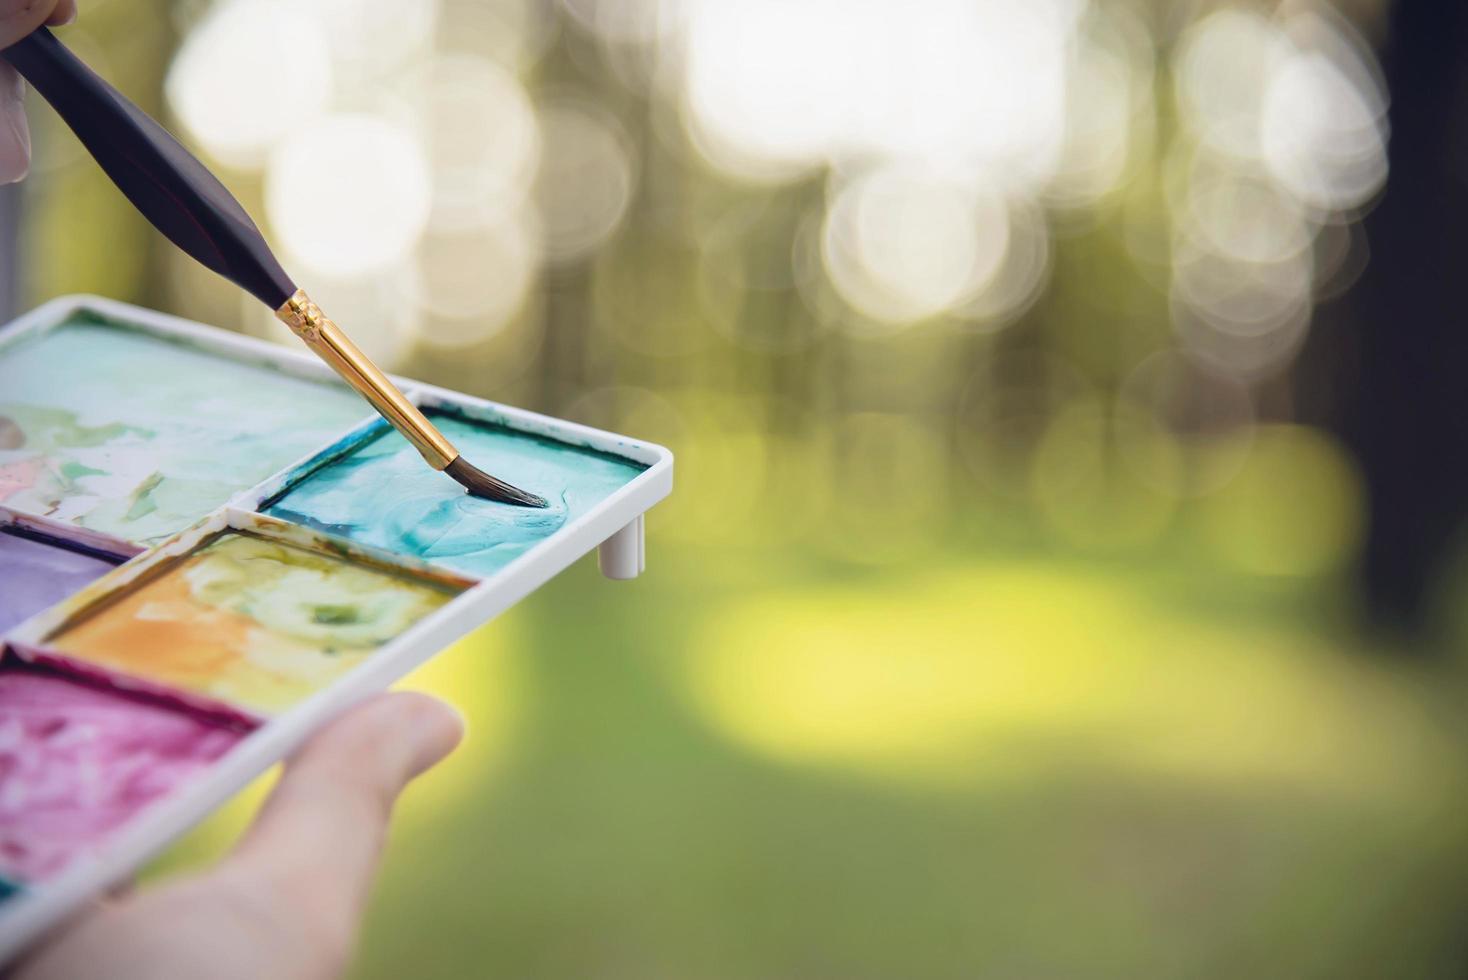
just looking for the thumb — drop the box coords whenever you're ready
[0,0,75,50]
[0,64,28,184]
[222,692,463,932]
[0,0,76,184]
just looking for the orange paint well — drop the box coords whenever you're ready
[40,533,457,719]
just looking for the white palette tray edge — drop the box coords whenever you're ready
[0,295,673,960]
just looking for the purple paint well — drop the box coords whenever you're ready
[0,529,120,634]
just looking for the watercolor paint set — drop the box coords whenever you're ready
[0,296,672,959]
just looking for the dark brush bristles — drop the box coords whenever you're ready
[444,456,548,508]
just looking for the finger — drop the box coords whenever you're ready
[102,876,137,904]
[0,0,63,49]
[1,0,72,185]
[45,0,74,26]
[0,63,27,184]
[224,693,463,922]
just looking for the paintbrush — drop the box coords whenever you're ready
[1,27,547,509]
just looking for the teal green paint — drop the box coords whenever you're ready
[265,415,646,578]
[60,461,107,481]
[0,315,369,545]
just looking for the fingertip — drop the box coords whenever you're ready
[224,693,467,897]
[0,0,65,45]
[0,101,29,186]
[45,0,76,26]
[380,691,465,776]
[301,691,464,788]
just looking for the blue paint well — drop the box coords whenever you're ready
[263,415,646,578]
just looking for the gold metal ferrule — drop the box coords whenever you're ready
[276,289,458,470]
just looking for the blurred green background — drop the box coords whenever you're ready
[12,0,1468,976]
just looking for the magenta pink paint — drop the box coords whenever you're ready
[0,669,244,882]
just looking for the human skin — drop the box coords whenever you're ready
[2,7,467,978]
[0,0,76,183]
[10,691,465,980]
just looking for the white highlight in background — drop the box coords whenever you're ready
[821,167,1011,327]
[266,113,432,278]
[680,0,1075,190]
[412,55,541,233]
[166,0,332,169]
[534,102,637,264]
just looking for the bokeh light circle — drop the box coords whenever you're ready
[957,199,1052,330]
[1202,425,1364,577]
[821,168,1010,327]
[956,350,1095,502]
[1030,397,1183,550]
[1170,232,1315,379]
[534,102,638,264]
[266,113,432,277]
[1260,48,1388,212]
[1182,174,1314,266]
[411,215,540,347]
[167,0,333,169]
[437,0,559,71]
[414,55,541,233]
[680,0,845,183]
[1122,351,1256,496]
[698,201,829,353]
[302,0,438,85]
[1047,16,1142,208]
[1173,8,1287,161]
[680,0,1075,188]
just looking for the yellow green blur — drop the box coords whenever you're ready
[27,5,1468,978]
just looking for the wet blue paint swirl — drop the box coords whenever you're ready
[265,415,645,579]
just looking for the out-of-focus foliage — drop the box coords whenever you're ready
[25,0,1398,580]
[26,0,1468,977]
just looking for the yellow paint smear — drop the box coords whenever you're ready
[46,533,454,717]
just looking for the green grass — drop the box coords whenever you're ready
[152,542,1468,979]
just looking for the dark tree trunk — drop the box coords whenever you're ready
[1333,0,1468,633]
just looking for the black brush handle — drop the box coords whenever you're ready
[2,28,296,308]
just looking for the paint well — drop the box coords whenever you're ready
[0,313,369,546]
[265,414,647,578]
[0,668,241,882]
[0,529,120,634]
[40,532,457,719]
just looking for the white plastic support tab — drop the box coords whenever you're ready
[598,514,645,580]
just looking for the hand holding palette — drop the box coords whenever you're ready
[0,296,671,962]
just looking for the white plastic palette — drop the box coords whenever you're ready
[0,296,672,960]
